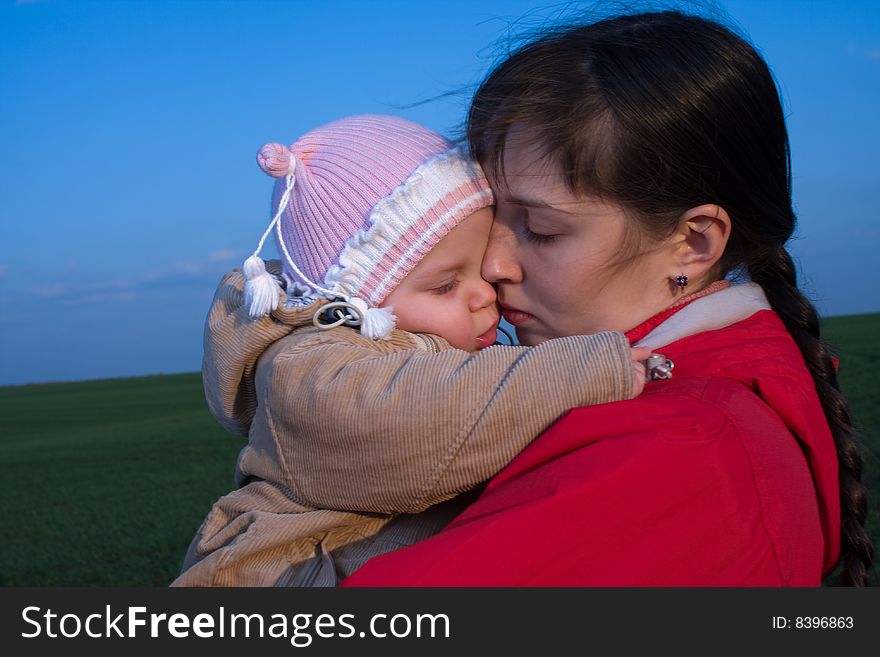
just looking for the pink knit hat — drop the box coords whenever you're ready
[243,115,495,339]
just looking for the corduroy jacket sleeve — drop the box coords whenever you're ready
[203,264,633,516]
[341,378,827,586]
[257,325,633,515]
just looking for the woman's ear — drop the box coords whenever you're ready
[671,204,731,287]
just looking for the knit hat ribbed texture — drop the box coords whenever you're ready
[259,115,494,306]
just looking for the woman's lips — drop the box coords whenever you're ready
[500,305,535,326]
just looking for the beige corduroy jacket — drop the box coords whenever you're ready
[172,262,632,587]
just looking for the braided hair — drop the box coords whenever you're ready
[750,248,872,585]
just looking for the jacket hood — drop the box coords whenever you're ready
[201,262,424,438]
[634,283,841,574]
[201,264,331,437]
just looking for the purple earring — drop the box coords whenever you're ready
[675,274,689,288]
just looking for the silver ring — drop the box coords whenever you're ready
[646,354,674,381]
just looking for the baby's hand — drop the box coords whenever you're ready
[629,346,652,398]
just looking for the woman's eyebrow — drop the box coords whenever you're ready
[506,194,578,215]
[505,194,553,208]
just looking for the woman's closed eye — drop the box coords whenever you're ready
[521,224,560,245]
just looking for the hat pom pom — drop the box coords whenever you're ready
[358,303,397,340]
[243,255,282,318]
[257,143,296,179]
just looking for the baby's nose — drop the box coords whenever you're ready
[470,278,497,312]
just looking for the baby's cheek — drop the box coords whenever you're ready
[429,317,461,349]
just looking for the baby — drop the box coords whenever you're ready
[173,115,647,587]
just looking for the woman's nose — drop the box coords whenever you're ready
[481,220,522,284]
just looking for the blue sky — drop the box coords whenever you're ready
[1,0,878,386]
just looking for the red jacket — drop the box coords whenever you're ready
[343,308,840,586]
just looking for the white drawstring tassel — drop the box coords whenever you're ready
[348,298,397,339]
[361,306,397,340]
[243,255,282,318]
[244,155,297,319]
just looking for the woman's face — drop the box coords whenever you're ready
[481,138,677,345]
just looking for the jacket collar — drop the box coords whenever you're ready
[631,282,771,349]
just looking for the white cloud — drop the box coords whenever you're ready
[31,282,74,299]
[846,43,880,61]
[23,252,238,305]
[853,226,880,240]
[60,291,137,307]
[208,249,241,262]
[30,279,135,302]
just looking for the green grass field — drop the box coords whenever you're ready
[0,374,243,586]
[819,313,879,585]
[1,313,877,586]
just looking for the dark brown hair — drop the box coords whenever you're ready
[468,10,872,585]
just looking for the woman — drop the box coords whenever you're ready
[342,10,872,585]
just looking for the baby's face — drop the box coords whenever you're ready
[382,208,499,352]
